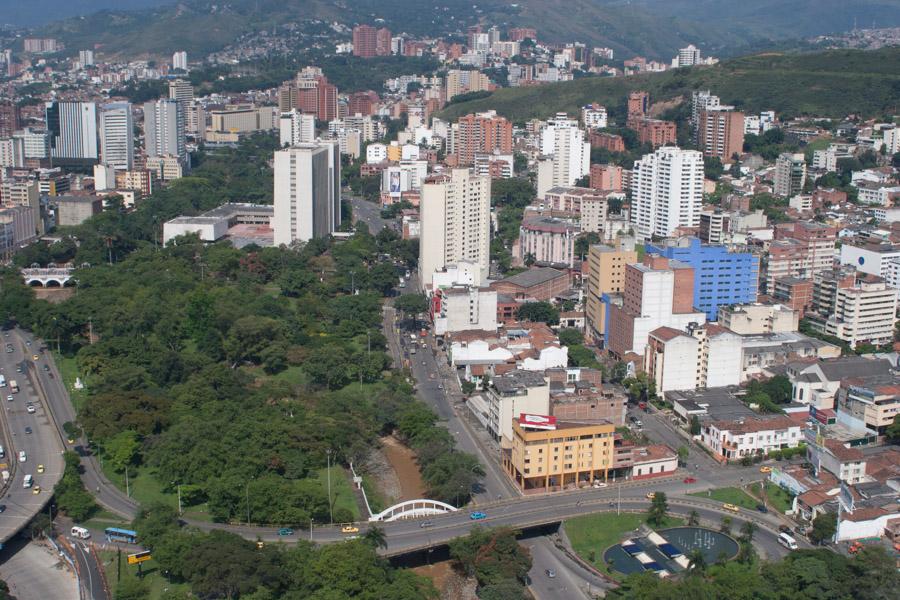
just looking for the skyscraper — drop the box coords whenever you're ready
[352,25,391,58]
[99,102,134,170]
[774,153,807,197]
[418,169,491,289]
[279,110,316,147]
[632,146,704,242]
[168,79,194,107]
[78,50,94,67]
[172,51,188,70]
[273,142,341,245]
[45,101,99,166]
[536,113,590,195]
[144,99,185,159]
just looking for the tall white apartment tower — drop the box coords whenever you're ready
[632,146,704,242]
[168,79,194,107]
[279,110,316,146]
[172,51,188,71]
[536,113,590,195]
[144,99,185,159]
[418,169,491,290]
[99,102,134,170]
[273,141,341,245]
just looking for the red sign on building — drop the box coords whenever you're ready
[519,413,557,430]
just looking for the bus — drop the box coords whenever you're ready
[105,527,138,544]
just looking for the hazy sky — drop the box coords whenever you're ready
[2,0,174,27]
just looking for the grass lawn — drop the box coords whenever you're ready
[689,486,759,510]
[52,352,87,413]
[99,549,191,600]
[101,463,213,521]
[317,466,361,522]
[749,481,794,514]
[564,512,685,576]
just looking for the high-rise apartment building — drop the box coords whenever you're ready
[278,69,339,122]
[697,107,744,161]
[78,50,94,67]
[774,152,807,197]
[584,241,638,343]
[45,101,98,165]
[445,70,491,100]
[168,79,194,107]
[674,45,702,67]
[536,114,590,196]
[143,99,185,159]
[631,146,704,242]
[823,275,898,349]
[763,221,838,293]
[273,142,341,245]
[691,90,720,136]
[172,51,188,70]
[99,102,134,170]
[279,110,316,147]
[631,118,677,148]
[352,25,391,58]
[627,91,649,119]
[453,111,513,165]
[0,101,19,138]
[418,169,491,289]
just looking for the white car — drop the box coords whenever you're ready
[18,450,26,463]
[26,404,35,414]
[5,395,12,402]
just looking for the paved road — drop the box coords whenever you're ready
[0,537,78,600]
[68,537,107,600]
[32,332,139,521]
[349,196,391,233]
[0,330,64,545]
[525,536,609,600]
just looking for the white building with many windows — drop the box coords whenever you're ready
[701,416,802,460]
[631,146,704,242]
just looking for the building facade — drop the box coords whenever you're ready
[631,147,704,242]
[272,142,341,245]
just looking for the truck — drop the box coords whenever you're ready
[9,380,17,394]
[1,471,8,484]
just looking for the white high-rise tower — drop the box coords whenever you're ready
[632,146,704,242]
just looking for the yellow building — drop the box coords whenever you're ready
[503,417,615,493]
[386,144,402,162]
[584,241,637,343]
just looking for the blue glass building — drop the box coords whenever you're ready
[644,238,759,320]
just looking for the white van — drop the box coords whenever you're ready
[23,474,33,488]
[0,375,6,387]
[18,450,26,463]
[71,526,91,539]
[778,532,798,550]
[0,445,4,458]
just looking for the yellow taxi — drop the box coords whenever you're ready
[759,466,772,474]
[256,541,264,549]
[32,486,41,495]
[37,464,44,474]
[722,503,740,513]
[341,524,359,534]
[646,492,656,500]
[32,355,39,361]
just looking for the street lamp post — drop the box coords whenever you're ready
[326,449,333,525]
[245,480,251,525]
[309,518,314,542]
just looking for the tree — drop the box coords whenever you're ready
[885,414,900,443]
[515,302,559,325]
[677,446,689,466]
[704,156,724,180]
[687,509,700,526]
[394,294,428,316]
[574,232,601,259]
[115,577,150,600]
[363,524,388,550]
[739,521,757,543]
[720,516,732,534]
[687,548,706,573]
[557,328,584,347]
[809,511,837,544]
[106,430,141,473]
[646,492,668,527]
[461,380,476,396]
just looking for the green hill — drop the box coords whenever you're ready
[438,48,900,123]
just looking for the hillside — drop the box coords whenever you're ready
[439,48,900,123]
[36,0,900,61]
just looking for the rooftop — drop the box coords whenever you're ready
[495,267,567,289]
[493,369,547,394]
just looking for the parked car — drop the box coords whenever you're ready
[469,511,487,520]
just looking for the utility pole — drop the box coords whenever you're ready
[125,466,130,497]
[177,484,182,515]
[246,480,251,525]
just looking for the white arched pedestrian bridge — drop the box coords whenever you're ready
[368,499,459,522]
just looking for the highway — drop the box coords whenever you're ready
[0,329,64,546]
[67,536,108,600]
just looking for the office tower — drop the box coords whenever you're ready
[99,102,134,170]
[273,141,341,245]
[453,111,513,165]
[168,79,194,107]
[645,237,759,320]
[631,146,704,242]
[418,169,491,289]
[279,110,316,146]
[697,107,745,160]
[774,152,807,197]
[143,99,185,159]
[172,51,188,70]
[45,101,99,165]
[0,101,19,138]
[584,241,638,342]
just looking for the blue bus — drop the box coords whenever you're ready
[105,527,138,544]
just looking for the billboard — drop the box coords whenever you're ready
[127,551,152,565]
[519,413,557,430]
